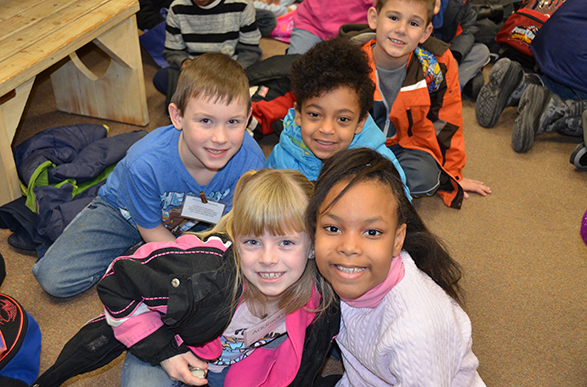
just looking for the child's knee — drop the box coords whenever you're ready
[32,261,95,298]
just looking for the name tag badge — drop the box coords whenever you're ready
[243,309,286,347]
[180,195,225,224]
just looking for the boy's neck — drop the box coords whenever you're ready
[371,43,410,71]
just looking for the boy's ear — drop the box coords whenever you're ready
[294,102,302,127]
[168,103,183,130]
[367,7,378,30]
[354,114,368,135]
[392,223,407,257]
[419,23,434,44]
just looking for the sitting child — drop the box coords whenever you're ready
[265,37,410,199]
[362,0,491,208]
[153,0,262,97]
[32,169,339,387]
[307,147,485,385]
[32,53,266,298]
[287,0,373,54]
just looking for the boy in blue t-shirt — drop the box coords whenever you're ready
[265,37,410,199]
[32,53,266,298]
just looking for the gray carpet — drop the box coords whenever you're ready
[1,36,586,386]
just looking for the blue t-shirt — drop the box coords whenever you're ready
[99,125,265,231]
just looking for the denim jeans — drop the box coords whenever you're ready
[121,352,228,387]
[32,196,143,298]
[287,28,323,55]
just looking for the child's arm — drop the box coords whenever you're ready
[459,177,491,198]
[429,48,466,181]
[432,48,491,198]
[236,0,262,69]
[137,223,177,243]
[446,4,478,65]
[161,352,209,386]
[162,5,190,69]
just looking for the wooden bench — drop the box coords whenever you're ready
[0,0,149,206]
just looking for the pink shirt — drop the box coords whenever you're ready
[292,0,373,40]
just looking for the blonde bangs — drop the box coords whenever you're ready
[230,169,313,238]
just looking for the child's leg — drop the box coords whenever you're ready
[31,196,143,298]
[457,43,490,88]
[287,28,322,55]
[255,8,277,37]
[392,146,441,197]
[120,352,181,387]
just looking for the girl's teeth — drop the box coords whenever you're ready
[259,272,283,279]
[208,149,223,154]
[336,266,366,274]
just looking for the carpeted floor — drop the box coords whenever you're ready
[1,35,586,386]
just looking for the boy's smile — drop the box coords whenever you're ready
[295,86,367,161]
[315,179,406,300]
[170,94,249,185]
[368,0,433,69]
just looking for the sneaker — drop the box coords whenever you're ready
[570,142,587,168]
[475,58,524,128]
[511,84,552,153]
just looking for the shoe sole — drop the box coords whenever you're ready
[512,84,549,153]
[475,58,524,128]
[570,142,587,168]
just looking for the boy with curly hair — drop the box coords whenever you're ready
[265,37,410,198]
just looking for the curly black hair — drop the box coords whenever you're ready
[290,37,375,121]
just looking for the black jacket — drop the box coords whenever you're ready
[32,234,340,387]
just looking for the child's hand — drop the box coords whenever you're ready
[459,177,492,199]
[160,352,209,386]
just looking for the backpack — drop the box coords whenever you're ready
[0,255,42,386]
[495,0,563,58]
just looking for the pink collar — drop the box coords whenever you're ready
[340,255,405,308]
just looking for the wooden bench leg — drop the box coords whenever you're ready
[50,15,149,126]
[0,78,35,206]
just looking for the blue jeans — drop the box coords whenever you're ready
[121,352,228,387]
[32,196,143,298]
[287,28,323,55]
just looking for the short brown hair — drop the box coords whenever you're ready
[375,0,435,26]
[170,52,251,115]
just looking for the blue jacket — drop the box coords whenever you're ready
[6,124,146,256]
[266,108,411,199]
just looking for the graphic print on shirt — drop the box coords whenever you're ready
[212,327,285,366]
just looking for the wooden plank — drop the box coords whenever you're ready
[0,0,40,21]
[0,108,22,206]
[0,0,80,41]
[0,0,139,97]
[0,78,34,141]
[52,16,149,126]
[0,0,112,62]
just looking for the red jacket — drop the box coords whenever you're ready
[363,38,465,209]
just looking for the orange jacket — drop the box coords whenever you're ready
[363,38,465,209]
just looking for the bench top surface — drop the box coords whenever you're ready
[0,0,139,97]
